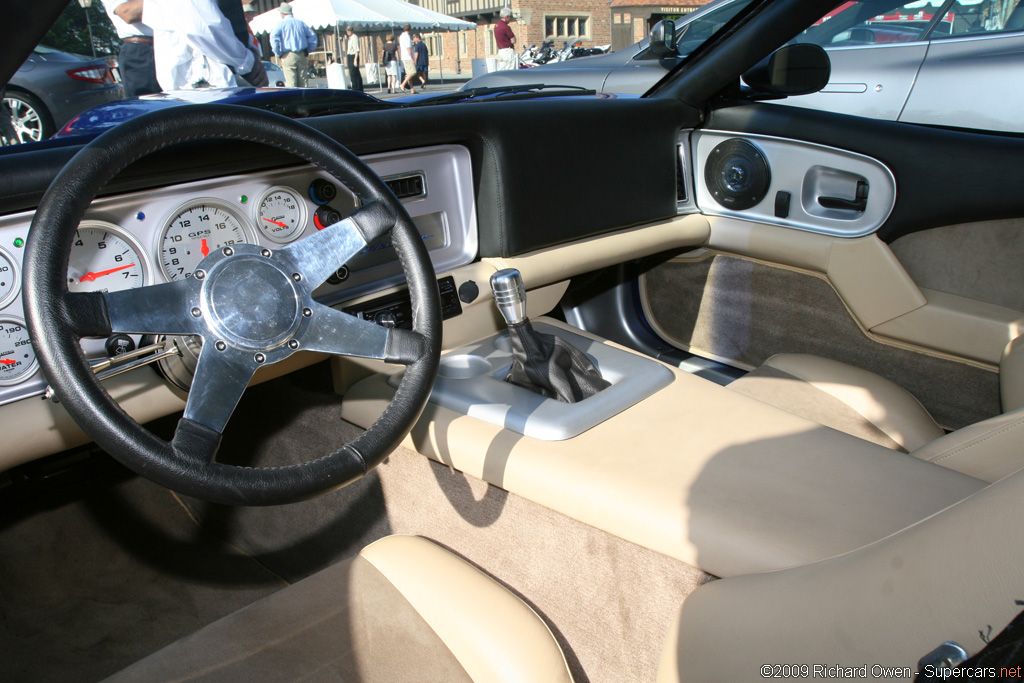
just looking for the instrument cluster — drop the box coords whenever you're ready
[0,143,479,406]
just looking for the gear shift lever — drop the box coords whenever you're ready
[490,268,528,326]
[490,268,610,403]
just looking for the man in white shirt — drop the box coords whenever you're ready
[101,0,160,95]
[344,26,363,92]
[398,24,417,94]
[143,0,265,90]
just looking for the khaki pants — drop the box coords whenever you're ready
[280,51,308,88]
[497,47,518,71]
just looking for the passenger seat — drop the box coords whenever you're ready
[727,336,1024,482]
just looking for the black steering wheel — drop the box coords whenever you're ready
[22,104,441,506]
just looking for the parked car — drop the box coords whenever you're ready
[6,0,1024,681]
[263,60,285,87]
[466,0,1024,132]
[2,45,122,145]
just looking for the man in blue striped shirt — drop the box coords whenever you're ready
[270,2,318,88]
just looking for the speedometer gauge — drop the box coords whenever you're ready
[255,186,307,243]
[159,199,253,281]
[0,318,38,386]
[68,221,149,293]
[0,246,19,310]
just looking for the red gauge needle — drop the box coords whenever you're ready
[79,263,136,283]
[200,238,210,258]
[0,359,15,365]
[263,218,288,227]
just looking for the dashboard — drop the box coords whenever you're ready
[0,143,478,407]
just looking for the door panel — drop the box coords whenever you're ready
[633,102,1024,430]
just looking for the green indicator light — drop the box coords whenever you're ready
[240,195,248,204]
[13,238,24,248]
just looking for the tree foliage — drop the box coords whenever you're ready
[42,2,120,57]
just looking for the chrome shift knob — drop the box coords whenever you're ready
[490,268,527,326]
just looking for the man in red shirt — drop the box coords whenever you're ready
[494,7,518,71]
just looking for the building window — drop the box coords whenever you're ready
[545,15,591,40]
[427,33,443,57]
[485,25,496,55]
[459,31,468,56]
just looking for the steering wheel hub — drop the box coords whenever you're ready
[204,253,301,349]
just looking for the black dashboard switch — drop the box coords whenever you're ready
[105,334,135,358]
[314,206,342,230]
[458,280,479,304]
[326,265,350,285]
[774,191,791,219]
[308,179,337,205]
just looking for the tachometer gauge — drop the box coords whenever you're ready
[0,246,19,309]
[255,186,307,243]
[68,221,149,293]
[159,199,253,281]
[0,318,38,386]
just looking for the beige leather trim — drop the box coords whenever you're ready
[911,408,1024,483]
[761,354,944,452]
[341,319,985,578]
[872,288,1024,367]
[360,535,573,683]
[0,368,185,472]
[484,214,710,289]
[658,470,1024,683]
[706,216,834,272]
[1001,335,1024,412]
[827,236,927,329]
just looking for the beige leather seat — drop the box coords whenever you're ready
[728,336,1024,482]
[103,535,573,683]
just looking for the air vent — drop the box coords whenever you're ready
[384,172,426,201]
[675,145,688,203]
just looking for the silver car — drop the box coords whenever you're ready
[466,0,1024,133]
[3,46,123,145]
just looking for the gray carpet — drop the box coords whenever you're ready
[642,254,1001,429]
[0,475,286,683]
[2,361,712,682]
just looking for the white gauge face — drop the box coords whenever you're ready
[255,187,307,243]
[0,319,38,386]
[68,222,148,293]
[159,200,252,281]
[0,247,18,309]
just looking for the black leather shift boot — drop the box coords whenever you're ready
[504,320,611,403]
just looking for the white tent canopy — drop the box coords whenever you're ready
[250,0,476,36]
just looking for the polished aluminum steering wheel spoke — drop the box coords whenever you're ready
[299,303,392,360]
[275,214,371,290]
[102,278,206,336]
[181,344,260,435]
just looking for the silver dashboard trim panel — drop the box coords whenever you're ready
[692,130,896,238]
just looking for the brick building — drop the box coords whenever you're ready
[607,0,710,51]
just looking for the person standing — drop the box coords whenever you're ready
[494,7,518,71]
[381,34,398,94]
[270,2,318,88]
[101,0,161,96]
[398,23,417,94]
[344,26,363,92]
[412,33,429,89]
[144,0,266,90]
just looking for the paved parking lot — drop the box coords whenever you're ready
[306,74,471,100]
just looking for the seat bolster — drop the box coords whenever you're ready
[1000,335,1024,412]
[910,408,1024,483]
[760,354,944,451]
[360,535,573,683]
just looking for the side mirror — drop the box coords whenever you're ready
[649,20,677,57]
[742,43,831,97]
